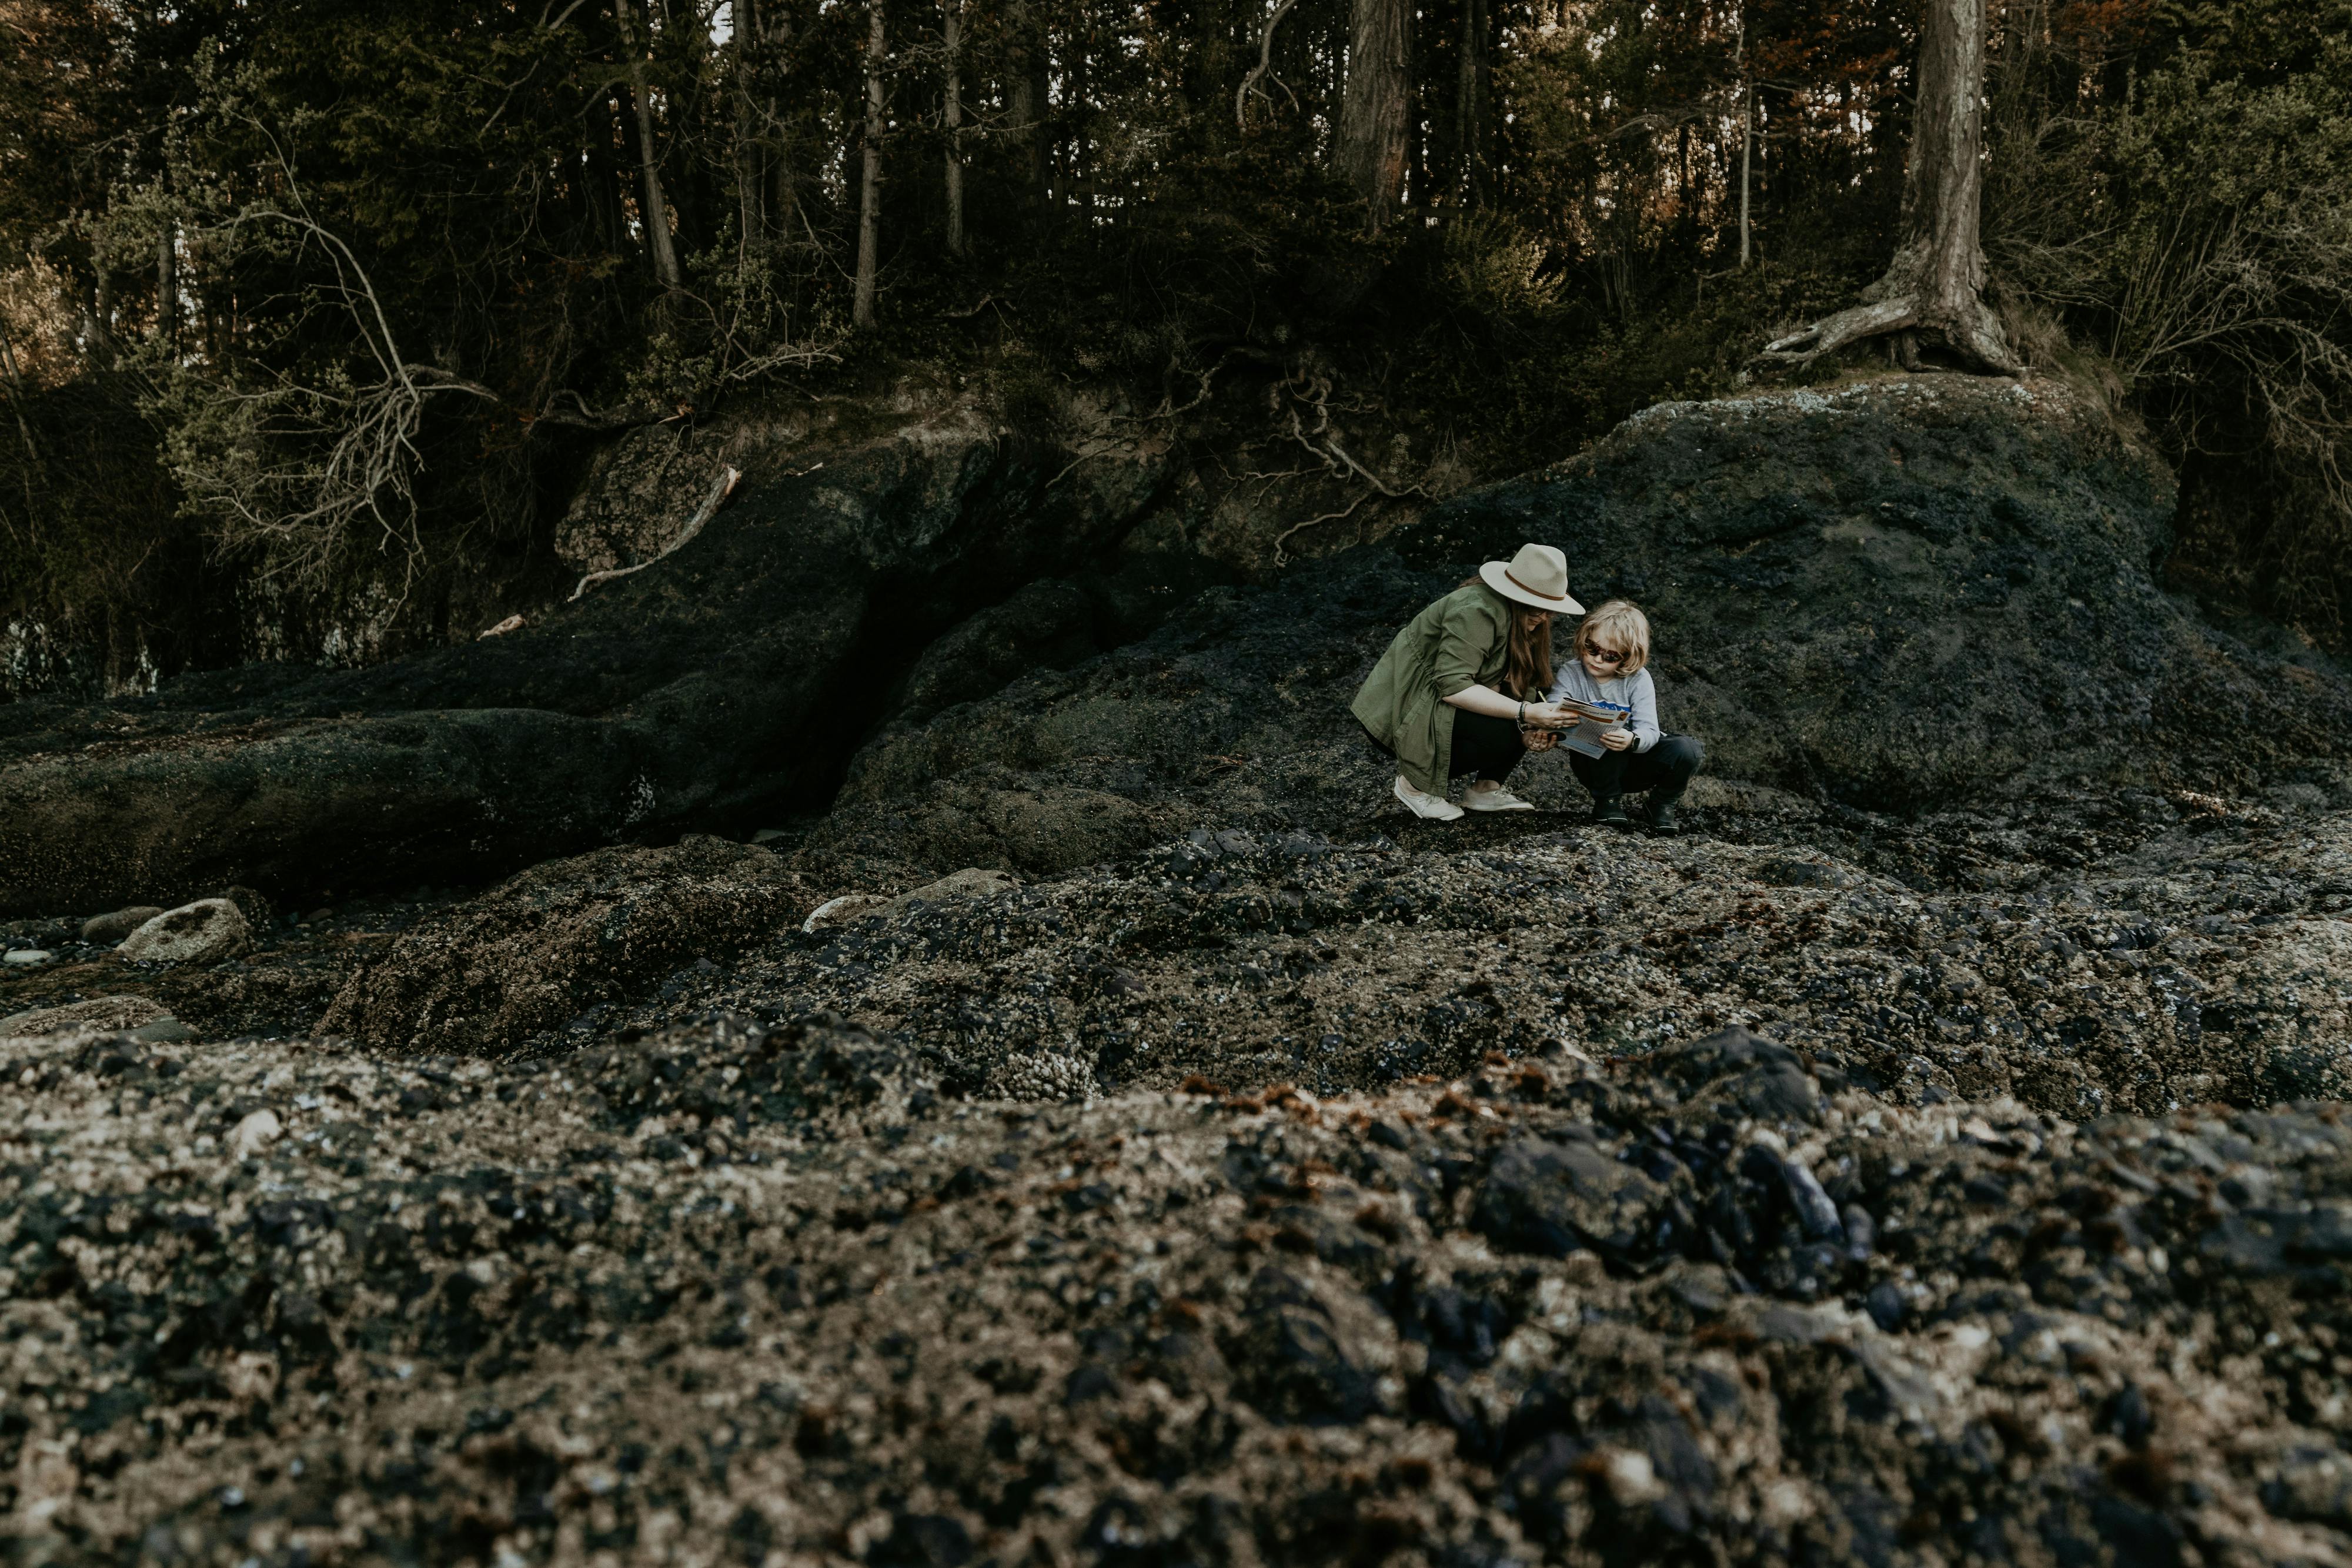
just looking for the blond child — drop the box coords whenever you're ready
[1544,600,1706,833]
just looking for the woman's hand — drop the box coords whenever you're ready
[1521,702,1575,729]
[1599,728,1635,752]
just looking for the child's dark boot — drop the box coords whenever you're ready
[1642,794,1684,835]
[1593,797,1633,829]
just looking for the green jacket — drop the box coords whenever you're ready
[1351,583,1514,793]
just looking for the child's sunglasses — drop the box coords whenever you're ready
[1584,645,1629,665]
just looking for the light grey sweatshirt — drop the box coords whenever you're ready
[1544,661,1661,752]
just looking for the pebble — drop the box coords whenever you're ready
[230,1108,282,1158]
[81,906,165,945]
[119,899,253,965]
[2,949,51,967]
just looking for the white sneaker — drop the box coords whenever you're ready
[1394,774,1464,820]
[1464,782,1536,813]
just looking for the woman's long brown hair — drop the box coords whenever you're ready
[1459,579,1555,698]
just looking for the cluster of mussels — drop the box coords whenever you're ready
[4,995,2349,1566]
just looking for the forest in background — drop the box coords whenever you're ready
[0,0,2347,692]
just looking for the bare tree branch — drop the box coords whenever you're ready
[1236,0,1302,132]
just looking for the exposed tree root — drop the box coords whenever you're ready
[1755,281,2022,377]
[569,465,741,601]
[1266,366,1426,564]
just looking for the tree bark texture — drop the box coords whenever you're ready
[1010,0,1048,205]
[761,2,797,237]
[1335,0,1408,229]
[733,0,766,258]
[1736,4,1752,267]
[943,0,965,254]
[1454,0,1488,205]
[853,0,885,326]
[613,0,684,292]
[1758,0,2019,373]
[156,219,177,345]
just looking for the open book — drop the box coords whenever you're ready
[1552,696,1633,759]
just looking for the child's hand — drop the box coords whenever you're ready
[1599,728,1635,751]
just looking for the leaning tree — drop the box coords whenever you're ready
[1756,0,2020,374]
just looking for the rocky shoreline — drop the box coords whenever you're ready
[6,1005,2351,1565]
[5,375,2352,1565]
[6,780,2352,1564]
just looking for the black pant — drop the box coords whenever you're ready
[1449,710,1528,783]
[1568,734,1705,804]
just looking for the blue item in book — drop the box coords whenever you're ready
[1556,697,1632,759]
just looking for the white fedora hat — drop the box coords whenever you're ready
[1478,543,1583,614]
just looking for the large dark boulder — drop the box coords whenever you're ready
[1414,377,2271,805]
[807,376,2352,881]
[0,414,1171,914]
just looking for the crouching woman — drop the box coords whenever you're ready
[1351,543,1581,821]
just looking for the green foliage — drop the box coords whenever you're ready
[1991,0,2352,641]
[2,0,2347,686]
[1438,212,1564,326]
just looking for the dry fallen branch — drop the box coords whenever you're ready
[1284,369,1426,498]
[569,465,741,601]
[723,340,845,384]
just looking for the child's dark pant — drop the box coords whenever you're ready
[1568,734,1706,805]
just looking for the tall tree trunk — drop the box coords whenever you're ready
[1334,0,1408,230]
[1193,0,1237,138]
[1010,0,1048,206]
[1736,2,1752,269]
[943,0,965,254]
[1070,30,1091,226]
[0,312,42,494]
[1758,0,2019,372]
[83,268,114,369]
[733,0,767,260]
[614,0,684,291]
[1454,0,1486,206]
[156,217,177,346]
[854,0,885,326]
[590,109,630,255]
[763,1,797,237]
